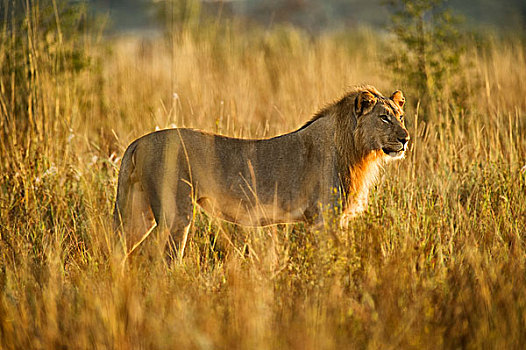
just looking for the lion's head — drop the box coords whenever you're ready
[351,87,410,160]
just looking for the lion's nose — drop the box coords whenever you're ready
[398,136,409,146]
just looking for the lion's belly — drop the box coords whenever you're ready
[196,195,308,226]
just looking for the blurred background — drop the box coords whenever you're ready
[91,0,526,35]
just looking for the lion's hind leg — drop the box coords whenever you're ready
[149,181,194,262]
[120,181,157,255]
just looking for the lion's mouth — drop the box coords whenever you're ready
[382,147,405,158]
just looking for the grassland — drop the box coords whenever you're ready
[1,5,526,349]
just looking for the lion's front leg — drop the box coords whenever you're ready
[340,191,369,229]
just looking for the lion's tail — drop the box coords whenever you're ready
[113,140,139,232]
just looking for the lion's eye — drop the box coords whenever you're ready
[380,115,391,124]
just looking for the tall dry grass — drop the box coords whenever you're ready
[1,4,526,349]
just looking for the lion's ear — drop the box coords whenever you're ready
[355,91,377,116]
[390,90,405,109]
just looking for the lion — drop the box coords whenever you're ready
[113,85,409,258]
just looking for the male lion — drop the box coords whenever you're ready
[114,85,409,258]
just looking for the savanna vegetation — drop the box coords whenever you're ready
[1,0,525,348]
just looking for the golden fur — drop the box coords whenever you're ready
[113,85,409,257]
